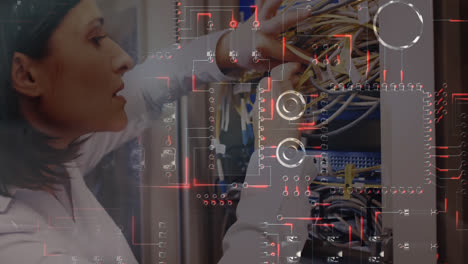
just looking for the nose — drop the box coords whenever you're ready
[112,45,134,76]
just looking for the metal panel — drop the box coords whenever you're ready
[379,0,437,262]
[139,1,181,264]
[179,1,239,264]
[434,0,468,263]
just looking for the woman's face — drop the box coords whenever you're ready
[18,0,134,140]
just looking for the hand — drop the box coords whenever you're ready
[253,62,303,149]
[216,0,312,72]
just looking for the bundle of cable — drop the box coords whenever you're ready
[240,0,382,137]
[282,0,380,92]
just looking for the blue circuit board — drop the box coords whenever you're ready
[307,150,381,172]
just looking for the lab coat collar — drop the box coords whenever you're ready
[0,195,13,213]
[0,176,75,220]
[54,178,75,221]
[0,186,18,213]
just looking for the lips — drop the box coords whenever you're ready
[113,83,124,97]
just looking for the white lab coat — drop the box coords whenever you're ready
[0,30,314,264]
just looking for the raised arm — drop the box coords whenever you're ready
[76,0,314,175]
[218,63,315,264]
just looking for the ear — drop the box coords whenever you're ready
[11,52,42,97]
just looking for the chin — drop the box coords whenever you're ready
[107,112,128,132]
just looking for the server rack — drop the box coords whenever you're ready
[136,0,444,263]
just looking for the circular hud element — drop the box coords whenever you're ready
[373,1,424,51]
[276,138,306,168]
[276,90,306,121]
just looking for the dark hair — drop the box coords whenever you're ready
[0,0,82,196]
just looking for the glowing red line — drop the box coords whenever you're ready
[450,19,468,22]
[277,243,280,262]
[282,37,286,61]
[436,167,449,172]
[383,69,387,82]
[316,203,331,206]
[299,122,316,126]
[360,216,364,243]
[349,225,352,246]
[451,171,463,180]
[375,212,381,225]
[366,50,370,78]
[267,76,271,92]
[334,34,353,59]
[314,224,334,227]
[400,70,404,83]
[438,155,449,158]
[250,185,269,188]
[451,93,468,103]
[288,217,323,221]
[445,198,448,212]
[230,11,238,29]
[284,223,294,231]
[197,13,212,22]
[251,5,259,23]
[271,99,274,119]
[192,74,196,91]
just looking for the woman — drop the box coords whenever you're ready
[0,0,313,263]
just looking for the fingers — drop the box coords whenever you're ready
[259,0,283,20]
[255,0,265,12]
[257,35,310,65]
[283,44,312,65]
[263,8,312,35]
